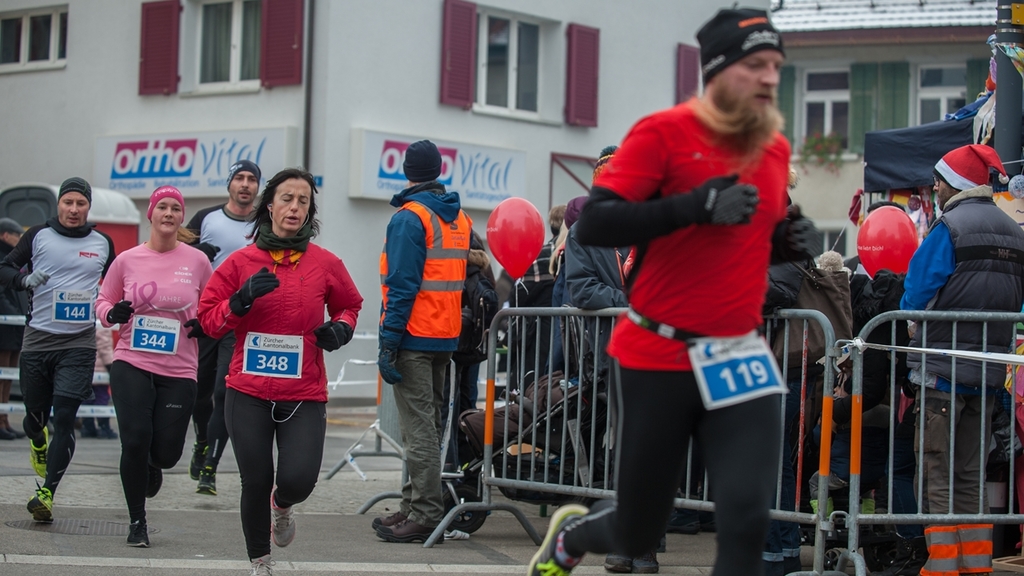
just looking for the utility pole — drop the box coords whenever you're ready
[996,4,1023,175]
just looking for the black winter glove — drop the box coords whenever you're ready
[772,206,824,262]
[229,267,279,316]
[681,174,760,226]
[106,300,134,324]
[378,346,402,384]
[313,321,353,352]
[196,243,221,263]
[184,318,205,339]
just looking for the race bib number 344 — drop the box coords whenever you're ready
[129,316,180,355]
[687,332,786,410]
[52,290,95,323]
[243,332,303,379]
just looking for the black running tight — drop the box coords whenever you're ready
[24,396,80,494]
[225,388,326,560]
[109,361,196,522]
[563,369,782,576]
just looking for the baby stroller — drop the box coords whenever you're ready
[447,312,615,533]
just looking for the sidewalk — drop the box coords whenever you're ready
[0,408,721,575]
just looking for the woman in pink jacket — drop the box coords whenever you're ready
[197,168,362,575]
[96,186,213,548]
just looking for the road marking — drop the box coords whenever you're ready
[1,555,710,573]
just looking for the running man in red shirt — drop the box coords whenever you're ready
[527,8,821,576]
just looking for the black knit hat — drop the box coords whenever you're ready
[697,8,784,84]
[403,140,442,183]
[59,177,92,204]
[227,159,261,190]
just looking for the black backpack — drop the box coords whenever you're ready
[453,267,498,365]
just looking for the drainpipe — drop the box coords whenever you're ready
[995,3,1022,175]
[302,0,316,170]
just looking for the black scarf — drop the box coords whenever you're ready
[254,221,313,252]
[46,217,94,238]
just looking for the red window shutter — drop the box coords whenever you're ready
[138,0,180,95]
[261,0,304,87]
[440,0,477,108]
[676,43,700,104]
[565,24,599,127]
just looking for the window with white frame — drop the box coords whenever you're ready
[198,0,260,85]
[477,11,541,114]
[803,70,850,149]
[0,6,67,71]
[918,66,966,124]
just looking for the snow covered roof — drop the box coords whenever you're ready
[771,0,997,32]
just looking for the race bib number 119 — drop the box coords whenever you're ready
[687,332,786,410]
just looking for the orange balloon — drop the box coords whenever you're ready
[856,206,919,276]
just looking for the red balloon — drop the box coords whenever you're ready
[856,206,919,276]
[486,198,545,279]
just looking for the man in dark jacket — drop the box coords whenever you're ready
[376,140,472,543]
[901,144,1024,573]
[0,218,27,440]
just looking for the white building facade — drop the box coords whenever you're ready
[1,0,767,396]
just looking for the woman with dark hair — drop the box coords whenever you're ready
[197,168,363,575]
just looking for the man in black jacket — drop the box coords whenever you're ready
[0,218,27,440]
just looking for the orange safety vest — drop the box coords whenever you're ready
[380,201,471,339]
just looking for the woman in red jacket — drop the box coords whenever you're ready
[197,168,362,576]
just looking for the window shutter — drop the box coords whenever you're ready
[966,57,990,101]
[778,65,796,145]
[138,0,180,95]
[439,0,477,108]
[849,63,878,155]
[877,62,910,130]
[565,24,599,127]
[676,43,699,104]
[260,0,303,87]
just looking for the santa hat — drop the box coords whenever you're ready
[934,144,1008,191]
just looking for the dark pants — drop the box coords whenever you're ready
[192,333,234,469]
[225,388,326,560]
[109,361,196,522]
[21,347,96,494]
[564,369,781,576]
[442,361,479,469]
[764,377,803,564]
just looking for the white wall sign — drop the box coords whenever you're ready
[93,127,298,198]
[350,128,526,210]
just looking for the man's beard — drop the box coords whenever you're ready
[696,88,784,159]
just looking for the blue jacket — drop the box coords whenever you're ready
[380,182,465,352]
[900,222,955,311]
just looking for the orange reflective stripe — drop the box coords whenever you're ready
[919,569,959,576]
[926,543,960,559]
[961,540,993,555]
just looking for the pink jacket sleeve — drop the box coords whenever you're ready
[197,254,245,339]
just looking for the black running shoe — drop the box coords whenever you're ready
[127,520,150,547]
[189,442,208,481]
[197,465,217,495]
[146,464,163,498]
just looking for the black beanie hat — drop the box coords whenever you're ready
[697,8,784,84]
[227,159,261,190]
[403,140,443,183]
[59,177,92,204]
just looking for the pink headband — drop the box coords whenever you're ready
[147,186,185,221]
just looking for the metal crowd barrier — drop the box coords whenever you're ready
[430,306,845,575]
[836,310,1024,576]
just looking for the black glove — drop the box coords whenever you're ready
[184,318,205,339]
[106,300,134,324]
[377,346,402,384]
[196,243,221,263]
[313,321,353,352]
[683,174,760,225]
[772,205,824,262]
[229,267,279,316]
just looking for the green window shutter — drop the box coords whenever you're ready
[778,65,796,145]
[966,58,990,101]
[878,62,910,130]
[849,63,878,155]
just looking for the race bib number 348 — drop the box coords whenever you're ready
[243,332,302,379]
[687,332,786,410]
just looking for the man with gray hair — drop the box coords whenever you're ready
[0,217,27,440]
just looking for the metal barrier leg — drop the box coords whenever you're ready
[323,419,404,480]
[427,501,542,548]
